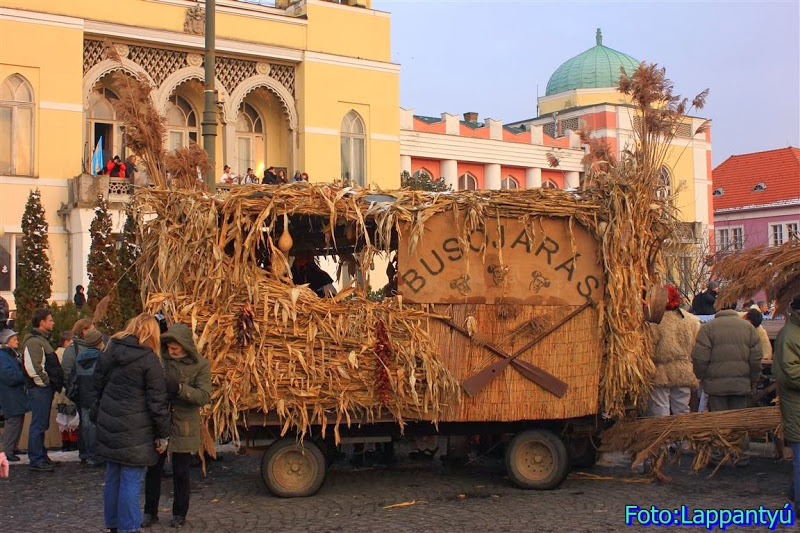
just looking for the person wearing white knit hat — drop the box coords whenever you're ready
[0,328,29,463]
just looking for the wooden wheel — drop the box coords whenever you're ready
[261,438,326,497]
[505,429,569,490]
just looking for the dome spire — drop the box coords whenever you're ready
[596,28,603,46]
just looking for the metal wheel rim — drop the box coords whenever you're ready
[515,440,555,482]
[271,448,316,491]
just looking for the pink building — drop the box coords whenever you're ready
[399,110,586,190]
[712,147,800,252]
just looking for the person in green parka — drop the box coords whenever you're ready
[773,295,800,510]
[142,323,211,529]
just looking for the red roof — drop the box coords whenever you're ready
[712,147,800,211]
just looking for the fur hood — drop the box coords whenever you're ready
[650,309,701,388]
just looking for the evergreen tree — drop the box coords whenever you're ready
[401,170,451,192]
[117,206,142,324]
[87,195,122,331]
[14,189,53,328]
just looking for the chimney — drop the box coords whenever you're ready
[463,112,479,123]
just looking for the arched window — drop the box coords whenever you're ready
[0,74,35,175]
[542,180,558,189]
[165,95,198,150]
[341,110,366,186]
[501,176,519,190]
[458,172,477,191]
[236,102,264,175]
[412,168,433,180]
[657,166,672,199]
[87,86,123,173]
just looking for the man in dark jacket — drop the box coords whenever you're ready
[0,329,29,461]
[691,280,719,316]
[66,329,103,466]
[22,308,62,471]
[692,306,762,411]
[772,295,800,508]
[143,323,211,528]
[262,166,278,185]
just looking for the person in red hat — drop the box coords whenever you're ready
[646,285,702,417]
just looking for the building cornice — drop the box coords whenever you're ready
[84,20,304,63]
[0,7,84,29]
[0,176,70,187]
[303,50,400,74]
[145,0,305,24]
[714,198,800,215]
[305,0,391,18]
[400,131,585,171]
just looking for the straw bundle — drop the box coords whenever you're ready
[715,240,800,315]
[134,187,465,443]
[132,179,657,439]
[601,407,782,477]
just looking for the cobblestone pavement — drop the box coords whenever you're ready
[0,445,794,532]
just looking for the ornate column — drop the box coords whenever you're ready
[223,120,236,174]
[565,171,580,189]
[525,167,542,188]
[400,155,412,174]
[441,159,457,190]
[484,163,501,190]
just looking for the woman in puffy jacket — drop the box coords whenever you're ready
[0,329,29,461]
[93,314,170,533]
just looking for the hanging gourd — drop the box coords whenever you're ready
[278,213,293,252]
[345,221,356,242]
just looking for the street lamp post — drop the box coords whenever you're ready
[202,0,217,192]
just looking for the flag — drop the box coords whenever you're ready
[91,137,104,176]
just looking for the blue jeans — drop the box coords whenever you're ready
[79,407,98,463]
[27,386,54,466]
[104,461,146,533]
[791,442,800,508]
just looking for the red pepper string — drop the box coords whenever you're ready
[374,320,392,405]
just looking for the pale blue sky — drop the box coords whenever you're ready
[373,0,800,165]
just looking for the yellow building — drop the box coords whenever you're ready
[0,0,400,307]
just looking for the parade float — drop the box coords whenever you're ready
[106,50,782,496]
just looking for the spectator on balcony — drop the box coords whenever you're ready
[218,165,234,184]
[242,168,259,185]
[125,155,138,181]
[277,169,287,184]
[292,170,304,182]
[105,156,126,178]
[262,166,278,185]
[301,172,309,181]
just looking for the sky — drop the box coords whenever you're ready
[372,0,800,166]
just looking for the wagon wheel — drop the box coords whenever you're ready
[505,429,569,490]
[261,438,327,497]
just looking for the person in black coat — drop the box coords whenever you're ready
[0,329,29,461]
[291,253,337,297]
[93,314,170,533]
[691,280,719,315]
[73,285,86,309]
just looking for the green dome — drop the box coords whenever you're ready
[545,29,640,96]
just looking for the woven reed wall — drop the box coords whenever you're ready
[428,303,603,422]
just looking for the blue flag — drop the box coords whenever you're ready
[91,137,104,176]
